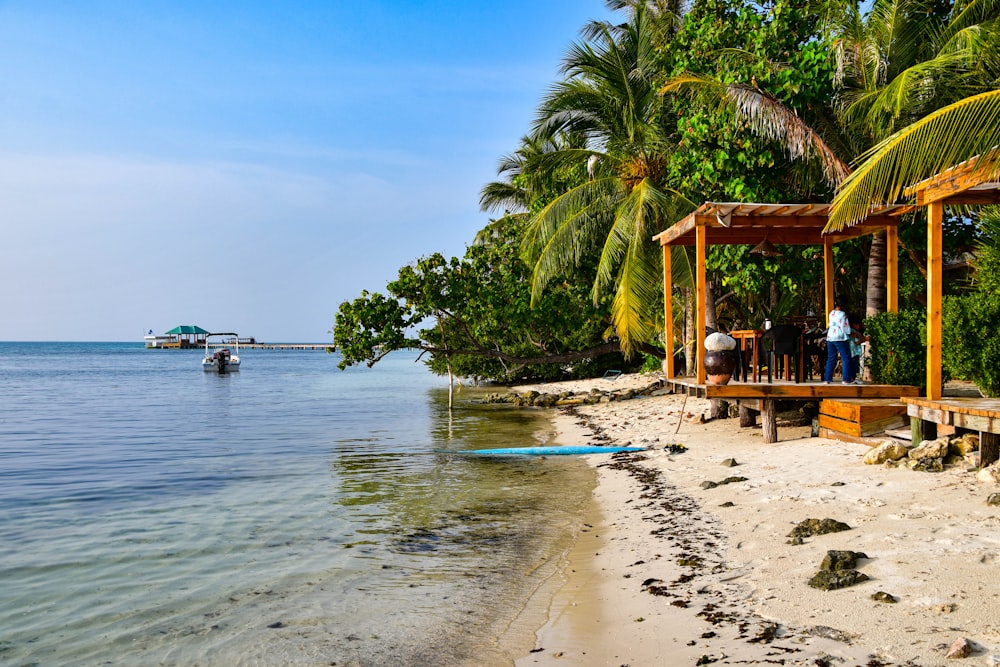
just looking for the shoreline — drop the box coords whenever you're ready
[505,373,1000,666]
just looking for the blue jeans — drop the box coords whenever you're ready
[825,339,852,382]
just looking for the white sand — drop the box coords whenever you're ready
[510,373,1000,666]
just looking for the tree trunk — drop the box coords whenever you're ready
[866,232,887,317]
[706,281,718,332]
[682,287,695,377]
[447,358,454,410]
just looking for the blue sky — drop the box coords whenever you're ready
[0,1,616,342]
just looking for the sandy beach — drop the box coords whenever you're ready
[507,373,1000,667]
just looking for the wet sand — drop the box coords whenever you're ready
[506,373,1000,666]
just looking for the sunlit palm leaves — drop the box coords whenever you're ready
[829,89,1000,229]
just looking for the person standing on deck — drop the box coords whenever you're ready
[824,298,853,383]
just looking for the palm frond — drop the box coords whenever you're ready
[664,73,851,186]
[592,179,694,353]
[829,88,1000,230]
[523,179,620,300]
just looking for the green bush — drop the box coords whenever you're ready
[943,294,1000,397]
[864,309,928,388]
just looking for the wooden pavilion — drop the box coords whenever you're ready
[653,201,907,384]
[651,173,1000,461]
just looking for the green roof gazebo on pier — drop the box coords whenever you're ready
[163,325,210,348]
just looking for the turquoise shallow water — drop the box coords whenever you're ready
[0,343,594,666]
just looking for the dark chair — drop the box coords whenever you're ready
[801,327,827,380]
[762,324,802,383]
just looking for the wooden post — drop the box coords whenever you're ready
[886,224,899,313]
[663,244,674,378]
[739,404,757,428]
[710,399,730,420]
[696,223,707,384]
[761,399,777,443]
[927,201,943,400]
[910,416,936,444]
[982,432,1000,467]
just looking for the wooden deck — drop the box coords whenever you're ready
[902,396,1000,466]
[665,377,919,400]
[664,377,920,444]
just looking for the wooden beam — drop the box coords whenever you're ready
[663,244,674,378]
[940,191,1000,206]
[927,201,944,400]
[653,214,697,246]
[914,163,1000,206]
[886,224,899,313]
[696,222,707,383]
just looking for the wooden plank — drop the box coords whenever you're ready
[906,404,953,425]
[821,400,862,421]
[884,426,912,441]
[950,412,1000,434]
[705,383,919,399]
[819,414,862,437]
[859,415,907,436]
[901,396,1000,417]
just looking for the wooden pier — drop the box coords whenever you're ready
[205,343,332,351]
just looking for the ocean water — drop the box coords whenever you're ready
[0,342,595,666]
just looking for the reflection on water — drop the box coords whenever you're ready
[0,347,594,666]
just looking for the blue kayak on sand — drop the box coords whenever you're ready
[464,445,644,456]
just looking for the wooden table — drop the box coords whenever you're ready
[901,396,1000,466]
[729,330,764,382]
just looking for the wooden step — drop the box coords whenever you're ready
[819,398,908,438]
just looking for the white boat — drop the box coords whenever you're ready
[202,333,241,373]
[144,330,174,348]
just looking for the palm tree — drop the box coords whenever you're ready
[825,0,1000,228]
[520,0,694,354]
[666,0,1000,313]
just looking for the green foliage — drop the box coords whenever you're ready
[972,208,1000,298]
[941,295,1000,395]
[640,352,662,374]
[333,218,626,383]
[332,291,416,368]
[864,309,928,388]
